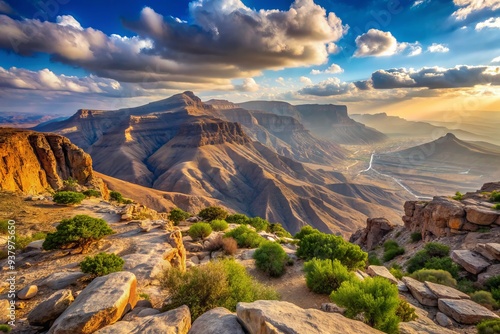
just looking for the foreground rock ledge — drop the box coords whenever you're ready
[438,298,500,325]
[236,300,383,334]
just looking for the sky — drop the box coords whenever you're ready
[0,0,499,117]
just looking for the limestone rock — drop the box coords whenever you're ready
[49,272,138,334]
[366,265,398,284]
[474,243,498,261]
[435,312,453,327]
[424,281,470,300]
[451,250,490,274]
[189,307,245,334]
[95,305,191,334]
[236,300,383,334]
[438,298,499,324]
[167,230,187,272]
[485,243,500,260]
[350,218,394,250]
[40,272,86,290]
[28,289,74,327]
[399,305,458,334]
[402,277,438,307]
[18,285,38,300]
[465,205,499,225]
[478,264,500,285]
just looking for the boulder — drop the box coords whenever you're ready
[236,300,383,334]
[166,230,187,272]
[350,218,394,250]
[189,307,245,334]
[402,277,438,307]
[478,264,500,285]
[438,298,499,325]
[366,265,398,284]
[474,243,498,261]
[39,272,86,290]
[95,305,191,334]
[49,272,138,334]
[485,243,500,260]
[435,312,453,327]
[424,281,470,300]
[28,289,74,327]
[321,303,346,315]
[26,239,45,251]
[18,285,38,300]
[465,205,499,225]
[451,250,490,274]
[122,307,160,321]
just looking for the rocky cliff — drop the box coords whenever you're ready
[0,128,106,195]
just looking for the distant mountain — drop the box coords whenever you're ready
[0,112,65,128]
[239,101,386,144]
[36,92,406,234]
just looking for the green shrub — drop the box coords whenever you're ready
[396,299,417,322]
[139,293,151,301]
[406,242,452,274]
[383,240,399,251]
[297,232,367,270]
[161,259,279,319]
[53,191,85,205]
[410,232,422,242]
[82,189,101,198]
[390,265,404,280]
[294,225,320,240]
[43,215,114,252]
[493,204,500,210]
[304,258,356,294]
[471,291,498,309]
[253,242,288,277]
[247,217,269,232]
[188,223,212,241]
[452,191,464,200]
[331,276,401,334]
[224,225,264,248]
[168,208,190,225]
[15,232,47,250]
[368,254,382,266]
[477,319,500,334]
[0,220,9,234]
[410,269,457,287]
[423,257,460,278]
[109,191,124,202]
[210,219,229,232]
[485,276,500,303]
[198,207,228,222]
[457,278,478,294]
[383,247,405,262]
[0,324,12,333]
[225,214,249,225]
[80,252,124,277]
[424,243,450,257]
[490,191,500,202]
[269,223,292,238]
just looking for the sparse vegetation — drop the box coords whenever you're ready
[383,240,405,262]
[161,259,279,319]
[410,269,457,287]
[188,223,212,241]
[63,177,79,190]
[396,299,418,322]
[269,223,292,238]
[452,191,464,200]
[82,189,101,198]
[15,232,47,250]
[490,191,500,202]
[485,275,500,304]
[224,225,264,248]
[247,217,269,232]
[410,232,422,242]
[406,242,458,277]
[79,252,124,277]
[471,291,498,310]
[253,241,288,277]
[0,324,12,333]
[210,219,229,231]
[477,319,500,334]
[225,213,249,225]
[390,264,404,280]
[168,208,190,225]
[53,191,85,205]
[368,253,382,266]
[43,215,114,252]
[222,237,238,255]
[0,220,9,234]
[457,278,478,294]
[304,258,356,294]
[493,203,500,210]
[139,293,151,301]
[204,234,224,252]
[294,225,320,240]
[198,206,228,222]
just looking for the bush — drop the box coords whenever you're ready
[390,265,404,280]
[53,191,85,205]
[490,191,500,202]
[477,319,500,334]
[331,276,401,334]
[198,207,228,222]
[168,208,190,225]
[161,259,279,319]
[457,278,478,294]
[269,223,292,238]
[82,189,101,198]
[210,219,229,232]
[222,237,238,255]
[109,190,124,202]
[225,214,249,225]
[297,232,367,270]
[423,257,460,278]
[43,215,114,252]
[247,217,269,232]
[383,247,405,262]
[493,204,500,210]
[471,291,498,309]
[383,240,399,251]
[424,242,450,257]
[410,269,457,287]
[368,254,382,266]
[253,242,288,277]
[0,220,9,234]
[410,232,422,242]
[304,258,356,294]
[406,242,452,275]
[0,324,11,333]
[224,225,264,248]
[204,234,224,252]
[396,299,417,322]
[188,223,212,241]
[15,232,46,250]
[452,191,464,200]
[80,252,124,277]
[294,225,320,240]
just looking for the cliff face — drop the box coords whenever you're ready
[0,128,106,195]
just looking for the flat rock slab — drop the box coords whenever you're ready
[424,281,470,300]
[438,298,499,325]
[190,307,245,334]
[39,272,86,290]
[49,272,138,334]
[28,289,74,327]
[451,250,490,274]
[474,243,497,261]
[95,305,191,334]
[485,243,500,260]
[402,277,438,307]
[237,300,383,334]
[366,265,398,284]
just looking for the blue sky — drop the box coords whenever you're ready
[0,0,499,115]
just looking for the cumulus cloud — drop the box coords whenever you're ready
[300,76,312,85]
[298,77,355,96]
[427,43,450,53]
[475,17,500,30]
[235,78,260,92]
[276,77,286,86]
[452,0,500,20]
[492,56,500,63]
[56,15,83,30]
[354,29,421,57]
[311,63,343,75]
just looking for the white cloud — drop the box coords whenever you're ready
[276,77,286,86]
[235,78,260,92]
[56,15,83,31]
[427,43,450,53]
[300,76,312,85]
[475,17,500,30]
[298,77,355,96]
[310,63,343,75]
[452,0,500,20]
[354,29,421,57]
[411,0,429,8]
[491,56,500,63]
[398,42,422,56]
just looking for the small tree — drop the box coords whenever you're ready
[253,242,288,277]
[43,215,114,252]
[198,206,228,221]
[188,223,213,241]
[80,252,124,277]
[168,208,190,225]
[210,219,229,231]
[53,191,85,205]
[304,258,356,294]
[294,225,320,240]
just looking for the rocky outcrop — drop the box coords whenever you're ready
[424,281,470,300]
[189,307,245,334]
[350,218,395,250]
[166,230,187,272]
[28,289,74,327]
[236,300,383,334]
[402,277,438,307]
[438,298,499,324]
[0,128,107,196]
[451,250,490,274]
